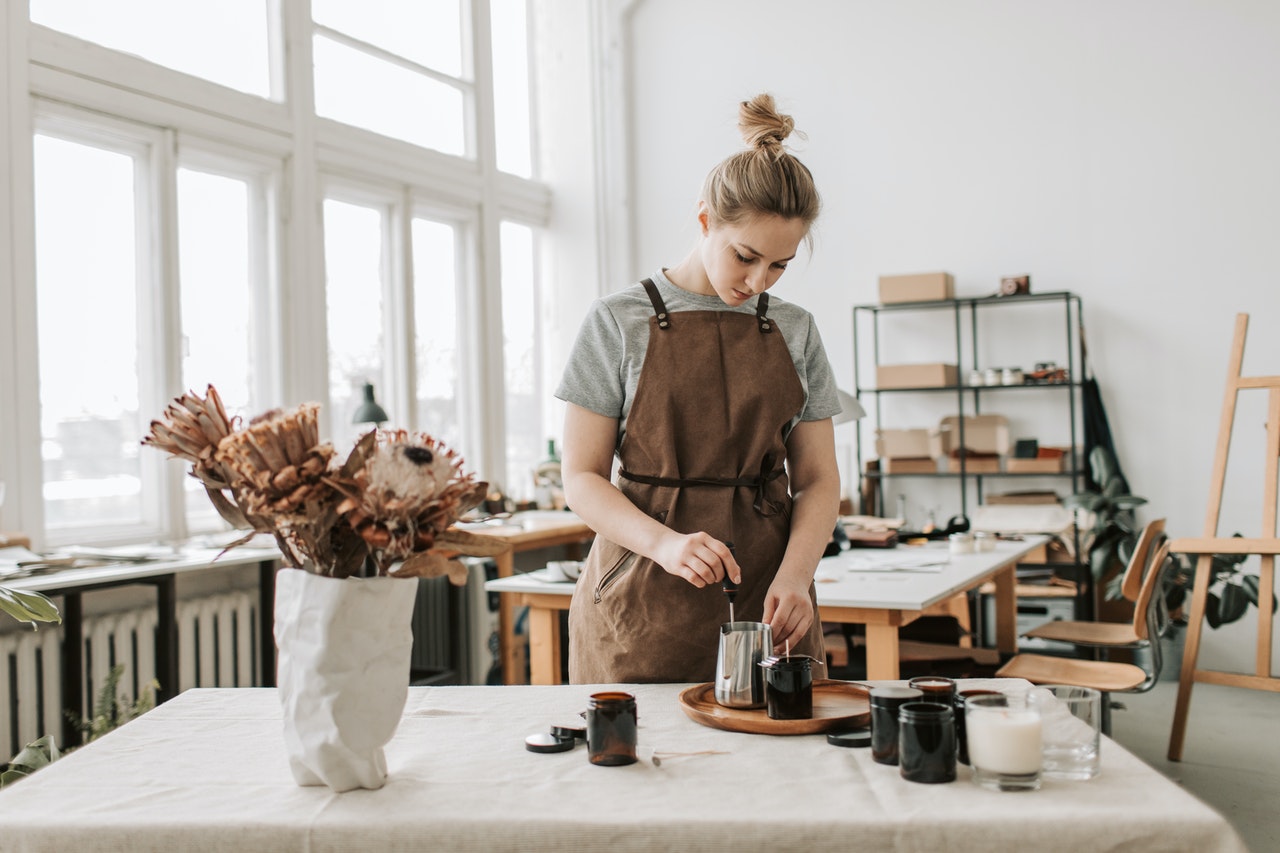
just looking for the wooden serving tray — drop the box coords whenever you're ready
[678,679,871,735]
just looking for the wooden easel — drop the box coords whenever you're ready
[1168,313,1280,761]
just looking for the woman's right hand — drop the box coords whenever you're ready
[655,533,741,588]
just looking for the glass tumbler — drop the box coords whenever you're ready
[1033,685,1102,780]
[586,691,637,766]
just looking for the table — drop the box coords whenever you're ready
[486,536,1047,684]
[4,545,280,745]
[0,682,1245,852]
[464,511,594,683]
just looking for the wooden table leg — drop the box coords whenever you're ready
[864,623,901,680]
[494,552,520,685]
[993,564,1018,656]
[525,605,562,685]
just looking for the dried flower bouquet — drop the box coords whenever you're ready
[143,385,507,581]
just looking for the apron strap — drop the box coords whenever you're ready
[618,454,787,517]
[755,292,773,334]
[640,278,673,330]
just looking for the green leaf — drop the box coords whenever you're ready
[1205,592,1222,628]
[1217,583,1250,625]
[1063,493,1104,512]
[0,587,62,626]
[1090,445,1118,486]
[0,734,60,788]
[1238,575,1279,612]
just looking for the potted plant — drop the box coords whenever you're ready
[143,385,510,792]
[1064,446,1148,619]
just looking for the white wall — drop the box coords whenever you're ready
[616,0,1280,672]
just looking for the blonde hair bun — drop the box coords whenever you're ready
[739,93,798,160]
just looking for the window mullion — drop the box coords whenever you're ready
[467,0,507,487]
[150,128,186,540]
[278,0,329,408]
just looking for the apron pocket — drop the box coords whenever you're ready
[594,548,639,604]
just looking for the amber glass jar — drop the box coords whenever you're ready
[586,692,637,766]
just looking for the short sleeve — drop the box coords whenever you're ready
[799,316,841,421]
[554,301,626,418]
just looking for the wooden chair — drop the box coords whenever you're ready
[996,541,1174,733]
[1019,517,1167,648]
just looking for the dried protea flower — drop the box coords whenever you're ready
[215,403,337,523]
[332,430,500,577]
[142,385,237,488]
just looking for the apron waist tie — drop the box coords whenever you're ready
[618,456,786,517]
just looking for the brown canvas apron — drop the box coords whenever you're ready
[568,278,826,683]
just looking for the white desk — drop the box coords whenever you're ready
[487,536,1046,683]
[3,545,280,744]
[0,682,1245,852]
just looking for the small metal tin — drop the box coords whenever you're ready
[525,732,575,754]
[827,729,872,748]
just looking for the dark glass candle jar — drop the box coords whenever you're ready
[870,686,923,766]
[898,701,957,784]
[586,691,637,766]
[908,676,957,705]
[761,655,814,720]
[954,689,1002,765]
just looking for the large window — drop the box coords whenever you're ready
[29,0,272,98]
[412,217,463,450]
[312,1,468,156]
[7,2,548,546]
[177,161,277,530]
[323,197,389,452]
[33,133,147,532]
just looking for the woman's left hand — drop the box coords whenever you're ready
[762,574,814,653]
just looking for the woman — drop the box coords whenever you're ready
[557,93,842,683]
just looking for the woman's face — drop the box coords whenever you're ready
[698,207,808,306]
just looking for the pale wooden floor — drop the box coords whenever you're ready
[1109,680,1279,853]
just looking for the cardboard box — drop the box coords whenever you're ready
[875,428,933,459]
[881,457,939,474]
[930,414,1011,457]
[941,456,1001,474]
[876,363,959,389]
[879,272,954,304]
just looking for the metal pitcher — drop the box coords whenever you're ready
[715,621,772,708]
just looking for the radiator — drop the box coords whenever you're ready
[2,565,498,758]
[410,559,500,686]
[1,591,255,758]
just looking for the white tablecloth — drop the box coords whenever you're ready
[0,681,1246,853]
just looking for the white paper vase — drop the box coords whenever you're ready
[273,567,417,792]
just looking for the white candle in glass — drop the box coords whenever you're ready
[966,707,1042,774]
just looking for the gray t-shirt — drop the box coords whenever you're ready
[555,268,841,449]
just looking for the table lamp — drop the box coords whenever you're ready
[352,382,389,426]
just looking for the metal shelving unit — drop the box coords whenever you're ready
[852,290,1092,620]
